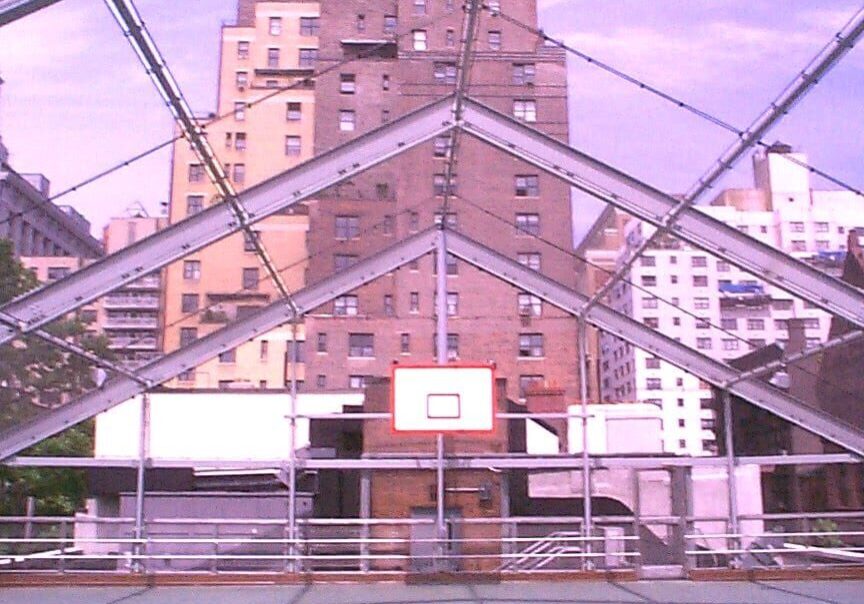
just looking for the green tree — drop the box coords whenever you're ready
[0,239,111,516]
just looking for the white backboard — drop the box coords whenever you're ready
[391,365,495,432]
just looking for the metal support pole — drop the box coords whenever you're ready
[360,470,371,573]
[435,228,449,569]
[723,390,740,564]
[577,318,593,569]
[287,320,299,572]
[133,392,150,572]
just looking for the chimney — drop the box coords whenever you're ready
[524,384,567,452]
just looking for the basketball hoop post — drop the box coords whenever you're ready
[434,227,449,569]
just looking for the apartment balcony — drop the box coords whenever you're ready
[103,295,160,309]
[108,336,158,350]
[123,275,161,290]
[718,283,771,309]
[103,316,159,329]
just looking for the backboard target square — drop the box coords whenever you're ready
[392,364,495,433]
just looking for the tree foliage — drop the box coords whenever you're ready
[0,239,111,516]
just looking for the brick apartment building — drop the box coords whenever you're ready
[302,0,580,403]
[163,0,580,404]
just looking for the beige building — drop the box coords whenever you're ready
[161,1,317,389]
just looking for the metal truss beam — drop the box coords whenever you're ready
[5,453,860,470]
[583,10,864,313]
[445,230,864,456]
[459,100,864,329]
[0,0,61,26]
[105,0,294,307]
[0,230,438,460]
[0,95,456,344]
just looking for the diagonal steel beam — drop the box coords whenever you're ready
[459,98,864,329]
[104,0,295,309]
[0,0,61,26]
[0,229,439,460]
[0,94,456,344]
[444,230,864,456]
[581,9,864,314]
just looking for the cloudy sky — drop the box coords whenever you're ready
[0,0,862,242]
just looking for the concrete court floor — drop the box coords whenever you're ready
[1,581,863,604]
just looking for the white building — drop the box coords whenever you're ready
[597,145,864,456]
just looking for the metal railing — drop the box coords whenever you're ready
[1,511,861,575]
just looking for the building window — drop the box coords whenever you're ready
[517,252,541,271]
[803,317,820,329]
[400,333,411,354]
[286,102,302,121]
[348,333,374,357]
[717,260,730,272]
[335,215,360,239]
[434,212,457,228]
[641,275,657,287]
[299,48,317,68]
[269,16,282,35]
[237,40,250,59]
[383,214,394,235]
[340,73,356,94]
[285,135,301,156]
[409,212,419,232]
[518,333,544,358]
[234,132,247,151]
[356,13,365,31]
[693,297,709,310]
[382,74,390,90]
[646,378,661,390]
[815,221,829,233]
[339,110,356,132]
[646,357,661,369]
[381,109,390,123]
[260,340,269,361]
[413,0,426,15]
[695,317,710,329]
[433,173,457,196]
[267,47,280,69]
[488,0,501,11]
[434,135,452,158]
[232,163,246,183]
[219,348,236,363]
[183,260,201,280]
[236,71,248,89]
[433,252,459,275]
[188,163,205,183]
[640,256,656,267]
[334,254,357,272]
[384,295,394,316]
[513,99,536,122]
[434,333,460,360]
[186,194,204,215]
[266,79,278,88]
[383,15,397,35]
[641,296,658,309]
[518,293,542,316]
[349,375,370,389]
[377,183,391,200]
[334,295,359,316]
[434,62,457,85]
[789,221,805,233]
[488,30,501,50]
[317,332,327,353]
[287,340,304,363]
[515,213,540,235]
[519,375,543,398]
[722,338,740,351]
[791,240,806,252]
[181,293,199,313]
[746,318,765,330]
[409,291,420,313]
[300,16,319,36]
[815,239,830,251]
[720,318,737,330]
[773,299,793,311]
[412,30,427,51]
[446,292,459,316]
[179,327,197,347]
[691,256,707,267]
[242,267,259,290]
[696,337,712,350]
[446,28,455,47]
[316,374,326,388]
[644,317,659,328]
[515,174,539,197]
[748,338,767,349]
[692,275,708,287]
[512,62,535,85]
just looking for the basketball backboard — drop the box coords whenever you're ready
[391,364,495,433]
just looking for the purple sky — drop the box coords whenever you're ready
[0,0,862,242]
